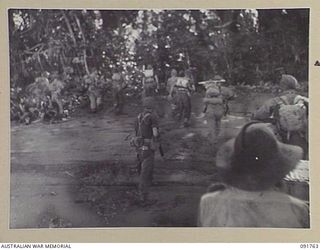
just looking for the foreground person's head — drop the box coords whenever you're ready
[216,122,303,191]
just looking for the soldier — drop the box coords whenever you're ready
[198,122,309,228]
[18,96,36,125]
[111,68,126,115]
[185,68,196,92]
[198,75,235,117]
[166,69,178,118]
[48,72,65,119]
[252,73,308,159]
[168,70,193,127]
[132,97,161,203]
[84,68,104,113]
[197,75,226,138]
[166,69,178,93]
[25,71,52,123]
[142,65,159,97]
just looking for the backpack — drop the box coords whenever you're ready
[144,69,154,78]
[144,69,156,84]
[274,96,307,132]
[175,77,191,94]
[206,85,222,98]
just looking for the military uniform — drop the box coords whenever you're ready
[204,84,224,137]
[112,72,125,114]
[143,69,158,97]
[167,75,178,94]
[49,79,65,117]
[18,97,37,124]
[166,70,178,118]
[199,76,234,138]
[134,104,159,201]
[252,74,308,159]
[253,95,308,159]
[171,77,193,126]
[85,71,103,112]
[199,187,309,228]
[198,122,309,228]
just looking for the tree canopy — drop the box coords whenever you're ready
[9,8,309,89]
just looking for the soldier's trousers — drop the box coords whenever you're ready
[137,148,155,200]
[207,104,224,138]
[144,82,157,97]
[88,91,102,112]
[280,130,308,160]
[176,92,191,122]
[170,94,179,119]
[112,89,124,114]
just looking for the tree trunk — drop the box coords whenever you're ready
[61,10,77,46]
[222,37,232,81]
[83,50,89,75]
[74,13,90,75]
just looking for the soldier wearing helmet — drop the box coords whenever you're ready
[197,75,228,140]
[252,70,308,159]
[131,97,161,204]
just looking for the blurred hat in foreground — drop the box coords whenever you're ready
[216,122,303,191]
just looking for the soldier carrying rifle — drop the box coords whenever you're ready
[130,97,164,204]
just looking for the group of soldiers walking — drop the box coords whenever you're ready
[13,66,128,124]
[11,71,67,125]
[198,69,310,228]
[131,65,237,204]
[15,63,309,219]
[131,65,309,213]
[82,67,127,115]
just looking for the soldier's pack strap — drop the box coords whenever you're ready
[175,78,192,93]
[136,112,152,138]
[278,96,290,105]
